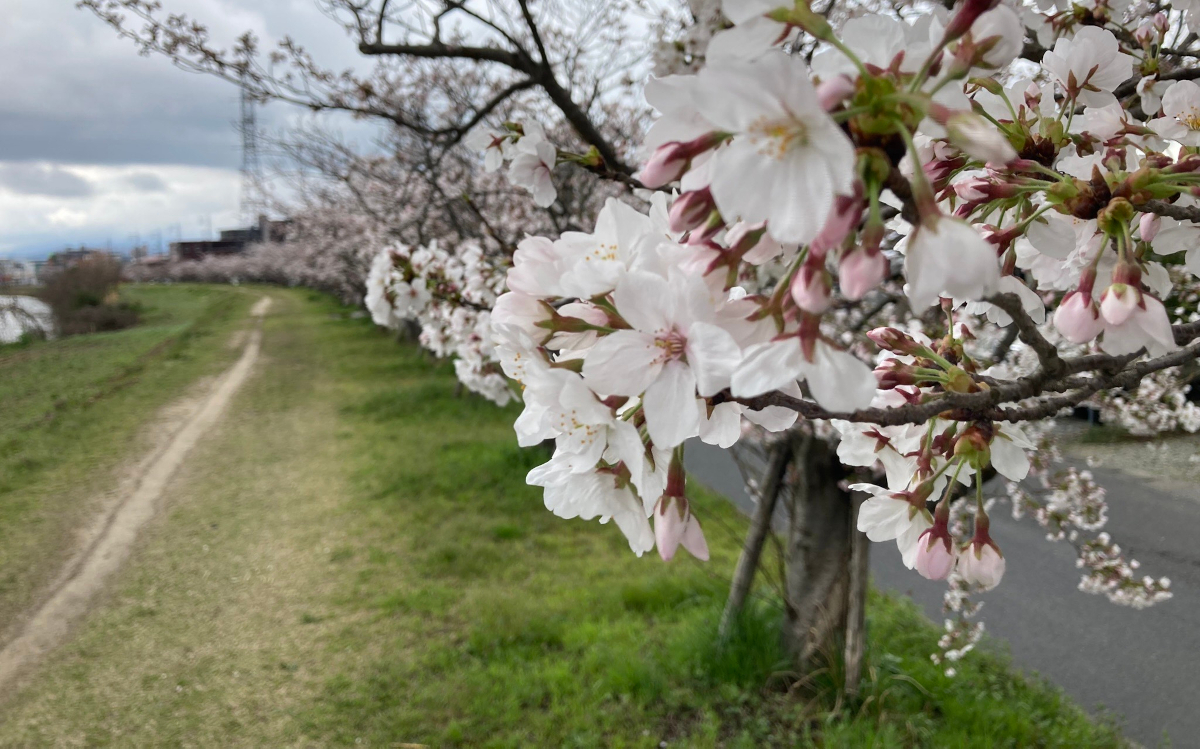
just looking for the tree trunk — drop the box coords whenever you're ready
[843,493,870,697]
[397,319,421,344]
[781,434,856,674]
[716,431,870,689]
[719,437,792,641]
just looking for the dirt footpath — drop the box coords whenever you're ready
[0,296,272,693]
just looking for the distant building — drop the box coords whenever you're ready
[169,215,291,262]
[0,258,39,286]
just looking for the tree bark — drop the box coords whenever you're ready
[781,434,855,673]
[719,437,793,641]
[843,494,870,696]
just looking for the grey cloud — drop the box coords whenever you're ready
[0,0,376,170]
[0,109,242,169]
[124,171,170,192]
[0,0,385,257]
[0,163,94,198]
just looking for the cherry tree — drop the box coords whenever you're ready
[464,0,1200,682]
[88,0,1200,688]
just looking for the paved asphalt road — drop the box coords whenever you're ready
[686,441,1200,748]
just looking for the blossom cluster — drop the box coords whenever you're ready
[1006,446,1173,609]
[464,0,1200,589]
[365,239,514,406]
[1095,367,1200,436]
[465,120,560,209]
[125,208,382,307]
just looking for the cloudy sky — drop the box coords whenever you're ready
[1,0,381,259]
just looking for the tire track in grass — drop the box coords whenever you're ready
[0,296,273,693]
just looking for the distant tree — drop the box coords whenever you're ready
[40,255,138,335]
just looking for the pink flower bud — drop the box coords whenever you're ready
[639,143,690,188]
[1155,12,1169,33]
[1134,20,1155,46]
[959,541,1005,590]
[1099,283,1142,326]
[654,496,709,562]
[637,132,725,189]
[867,327,924,356]
[838,246,888,300]
[811,190,864,257]
[817,75,856,111]
[668,188,715,234]
[789,262,832,313]
[874,358,918,389]
[1140,212,1161,243]
[1053,290,1104,344]
[654,456,709,562]
[915,528,958,581]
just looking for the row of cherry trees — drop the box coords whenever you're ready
[89,0,1200,686]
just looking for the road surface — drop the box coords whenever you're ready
[686,440,1200,747]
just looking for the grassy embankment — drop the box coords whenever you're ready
[0,287,1125,747]
[0,284,257,631]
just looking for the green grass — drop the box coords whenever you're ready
[1076,424,1137,444]
[0,288,1126,747]
[0,283,257,629]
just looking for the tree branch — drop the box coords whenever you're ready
[986,293,1065,377]
[357,41,524,68]
[723,329,1200,426]
[884,168,921,225]
[1142,199,1200,223]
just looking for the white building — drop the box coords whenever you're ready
[0,258,39,286]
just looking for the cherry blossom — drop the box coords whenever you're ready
[686,52,856,244]
[508,138,558,207]
[903,216,1001,310]
[1148,80,1200,146]
[582,270,742,448]
[1041,26,1134,107]
[108,0,1200,676]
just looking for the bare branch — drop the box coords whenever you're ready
[1142,199,1200,224]
[986,292,1065,378]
